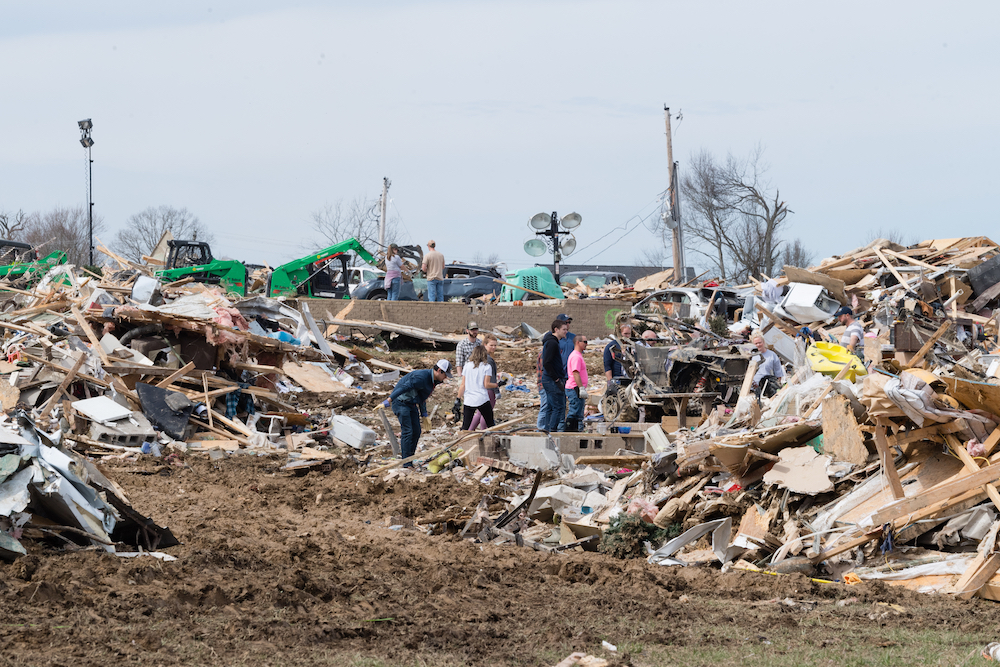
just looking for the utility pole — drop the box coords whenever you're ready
[378,177,390,249]
[664,106,685,284]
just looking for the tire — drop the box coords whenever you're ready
[602,385,638,423]
[368,291,387,300]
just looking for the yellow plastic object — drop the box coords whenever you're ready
[427,448,463,474]
[806,341,868,381]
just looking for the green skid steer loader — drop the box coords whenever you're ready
[267,238,375,299]
[155,240,248,297]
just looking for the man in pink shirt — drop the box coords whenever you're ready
[564,336,588,432]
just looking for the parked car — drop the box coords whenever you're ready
[559,271,629,289]
[352,263,503,301]
[632,287,745,321]
[330,265,384,295]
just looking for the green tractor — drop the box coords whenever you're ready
[155,240,248,297]
[0,241,68,287]
[267,238,375,299]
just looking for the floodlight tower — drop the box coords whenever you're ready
[522,212,582,283]
[78,119,94,266]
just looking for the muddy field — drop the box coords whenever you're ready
[1,455,997,667]
[1,345,999,666]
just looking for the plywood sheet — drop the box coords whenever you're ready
[281,361,353,393]
[821,394,868,466]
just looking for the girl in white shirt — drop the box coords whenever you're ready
[458,345,498,430]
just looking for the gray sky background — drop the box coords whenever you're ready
[2,1,997,272]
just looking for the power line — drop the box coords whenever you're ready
[579,208,658,264]
[568,191,666,260]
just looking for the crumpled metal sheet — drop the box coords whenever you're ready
[645,517,744,566]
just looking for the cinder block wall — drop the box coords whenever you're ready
[296,299,632,338]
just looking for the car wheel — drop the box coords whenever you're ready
[368,291,387,300]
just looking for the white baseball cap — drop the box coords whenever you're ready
[434,359,453,378]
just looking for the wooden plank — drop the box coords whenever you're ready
[905,320,950,369]
[946,434,1000,513]
[872,246,913,289]
[39,353,86,420]
[970,281,1000,312]
[189,417,253,447]
[281,360,352,393]
[878,246,938,271]
[70,306,111,366]
[155,361,197,389]
[953,552,1000,600]
[753,301,799,337]
[377,406,400,456]
[868,463,1000,526]
[874,424,905,499]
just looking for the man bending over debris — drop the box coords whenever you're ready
[385,359,452,460]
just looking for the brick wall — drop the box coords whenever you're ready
[296,298,632,339]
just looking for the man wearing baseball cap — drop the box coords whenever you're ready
[382,359,452,460]
[455,321,481,376]
[835,306,864,353]
[555,314,575,431]
[421,240,445,302]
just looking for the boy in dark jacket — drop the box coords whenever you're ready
[539,319,569,433]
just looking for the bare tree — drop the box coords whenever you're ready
[635,244,669,269]
[677,146,793,283]
[864,227,910,248]
[780,238,814,271]
[309,196,398,262]
[21,206,106,267]
[680,150,735,280]
[0,210,27,241]
[112,206,213,262]
[719,146,791,280]
[470,251,500,266]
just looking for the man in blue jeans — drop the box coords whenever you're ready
[421,240,446,302]
[539,318,569,433]
[386,359,452,459]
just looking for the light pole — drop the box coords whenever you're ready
[78,118,94,267]
[522,211,581,283]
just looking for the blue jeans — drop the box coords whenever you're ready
[427,279,443,302]
[566,387,584,431]
[387,277,401,301]
[537,386,549,430]
[540,377,565,433]
[391,400,421,459]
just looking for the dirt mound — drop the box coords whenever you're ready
[0,456,992,666]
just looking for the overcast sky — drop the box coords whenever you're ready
[2,1,998,273]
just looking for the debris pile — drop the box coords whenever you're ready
[353,236,1000,602]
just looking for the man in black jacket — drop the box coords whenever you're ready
[539,318,569,433]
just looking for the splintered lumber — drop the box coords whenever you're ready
[362,415,529,477]
[155,362,197,389]
[70,306,111,366]
[952,552,1000,600]
[753,301,798,337]
[867,463,1000,526]
[946,434,1000,513]
[906,320,950,369]
[872,246,913,289]
[189,417,253,448]
[873,424,905,500]
[39,353,87,420]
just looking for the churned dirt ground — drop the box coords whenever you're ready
[1,455,998,667]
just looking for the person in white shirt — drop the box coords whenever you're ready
[458,345,498,430]
[836,306,865,353]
